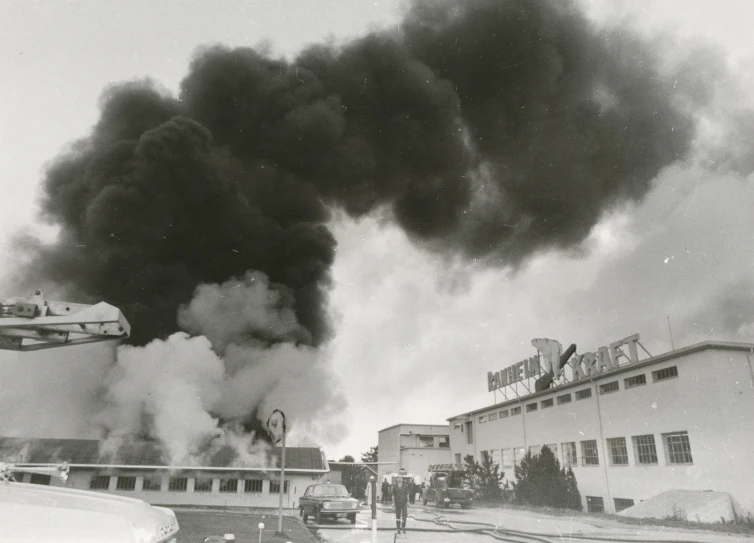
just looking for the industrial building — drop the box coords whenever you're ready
[448,336,754,516]
[377,423,452,484]
[0,437,330,509]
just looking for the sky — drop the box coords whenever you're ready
[1,0,753,460]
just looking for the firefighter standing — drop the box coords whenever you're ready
[392,476,410,533]
[381,478,389,504]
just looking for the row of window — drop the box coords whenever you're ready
[472,431,693,469]
[419,435,450,448]
[472,366,679,426]
[87,475,288,493]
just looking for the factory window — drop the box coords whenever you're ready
[168,477,188,492]
[575,388,592,400]
[561,442,577,466]
[270,480,289,493]
[528,445,541,456]
[581,440,599,466]
[632,435,658,465]
[488,412,498,421]
[245,479,263,493]
[491,449,501,468]
[607,438,629,465]
[586,496,604,513]
[478,415,487,423]
[142,475,162,491]
[193,478,213,492]
[663,431,693,464]
[116,476,137,491]
[624,374,646,389]
[513,447,525,466]
[511,406,522,416]
[439,436,449,448]
[89,475,110,490]
[652,366,678,382]
[541,398,554,409]
[219,479,238,493]
[455,454,462,465]
[557,393,572,405]
[499,410,509,418]
[466,421,473,444]
[526,403,538,412]
[454,423,462,430]
[599,381,619,394]
[420,436,435,448]
[501,449,513,467]
[30,473,51,485]
[614,498,635,512]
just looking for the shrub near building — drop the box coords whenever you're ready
[513,446,582,510]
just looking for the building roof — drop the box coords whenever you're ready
[0,437,327,472]
[449,340,754,420]
[378,423,450,434]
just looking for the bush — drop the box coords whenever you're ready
[462,452,512,501]
[513,446,582,510]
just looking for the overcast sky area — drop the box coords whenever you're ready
[1,0,753,461]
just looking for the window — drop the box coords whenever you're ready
[219,479,238,493]
[194,478,213,492]
[561,442,577,466]
[663,431,693,464]
[586,496,604,513]
[168,477,188,492]
[270,480,289,493]
[478,415,487,423]
[575,388,592,400]
[501,449,513,467]
[438,436,449,448]
[607,438,629,465]
[90,475,110,490]
[632,434,658,465]
[466,421,473,444]
[528,445,541,456]
[142,475,162,491]
[511,407,522,416]
[624,374,646,389]
[557,393,572,405]
[500,410,509,418]
[455,453,462,464]
[581,440,599,466]
[454,423,462,430]
[541,398,554,408]
[599,381,619,394]
[488,412,498,421]
[526,403,538,412]
[652,366,678,382]
[420,436,434,447]
[513,447,525,466]
[491,449,501,468]
[30,473,51,485]
[614,498,635,512]
[245,479,263,493]
[116,476,137,491]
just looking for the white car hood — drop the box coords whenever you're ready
[0,482,178,543]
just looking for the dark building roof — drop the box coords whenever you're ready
[0,437,327,472]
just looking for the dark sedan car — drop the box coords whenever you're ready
[299,484,360,525]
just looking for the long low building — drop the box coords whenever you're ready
[448,336,754,516]
[0,437,330,509]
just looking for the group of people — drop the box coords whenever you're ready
[380,476,425,533]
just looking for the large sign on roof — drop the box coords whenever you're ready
[487,333,643,396]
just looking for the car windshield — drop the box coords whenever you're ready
[313,485,349,497]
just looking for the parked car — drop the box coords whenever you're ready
[299,483,360,525]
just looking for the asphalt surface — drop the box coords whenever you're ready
[309,503,754,543]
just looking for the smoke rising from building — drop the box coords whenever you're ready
[10,0,750,458]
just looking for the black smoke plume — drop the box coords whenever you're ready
[24,0,700,346]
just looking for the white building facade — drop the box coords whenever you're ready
[377,424,452,484]
[448,339,754,515]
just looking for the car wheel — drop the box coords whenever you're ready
[349,514,356,525]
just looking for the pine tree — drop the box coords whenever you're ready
[513,445,582,510]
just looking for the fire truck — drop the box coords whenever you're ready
[422,464,473,509]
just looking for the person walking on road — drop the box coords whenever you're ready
[381,478,389,504]
[392,476,410,533]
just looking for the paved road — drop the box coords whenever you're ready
[310,503,754,543]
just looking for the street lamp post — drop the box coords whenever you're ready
[267,409,287,535]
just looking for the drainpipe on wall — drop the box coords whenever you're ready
[592,377,613,512]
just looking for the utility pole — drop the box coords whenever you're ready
[667,316,675,351]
